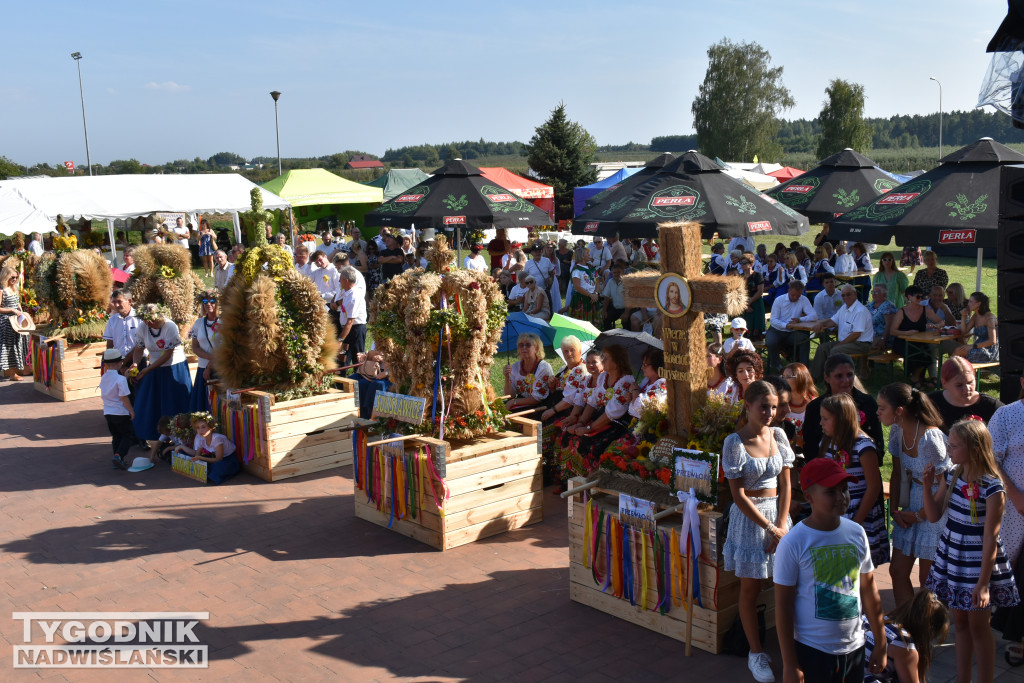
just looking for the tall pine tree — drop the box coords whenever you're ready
[526,103,597,220]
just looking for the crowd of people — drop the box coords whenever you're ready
[2,219,1015,681]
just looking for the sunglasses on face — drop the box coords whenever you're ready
[201,298,217,304]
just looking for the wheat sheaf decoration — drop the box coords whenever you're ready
[126,244,203,330]
[212,188,337,399]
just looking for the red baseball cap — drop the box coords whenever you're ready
[801,458,858,491]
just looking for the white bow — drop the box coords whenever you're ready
[675,487,701,559]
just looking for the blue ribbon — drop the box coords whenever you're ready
[430,317,444,425]
[623,526,634,606]
[352,430,360,488]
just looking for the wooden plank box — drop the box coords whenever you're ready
[213,377,360,482]
[354,417,545,550]
[31,334,106,402]
[566,477,773,655]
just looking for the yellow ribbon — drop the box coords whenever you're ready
[583,498,593,568]
[671,528,684,608]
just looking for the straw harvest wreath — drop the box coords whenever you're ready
[32,218,111,342]
[368,234,509,440]
[126,243,203,329]
[214,188,337,399]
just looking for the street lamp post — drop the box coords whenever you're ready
[270,91,282,176]
[71,52,92,176]
[930,76,943,159]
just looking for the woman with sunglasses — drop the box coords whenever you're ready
[187,290,220,412]
[889,285,946,387]
[872,251,909,308]
[807,246,835,279]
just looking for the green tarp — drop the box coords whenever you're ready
[261,168,384,229]
[364,168,431,201]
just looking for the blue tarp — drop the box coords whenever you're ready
[573,167,643,216]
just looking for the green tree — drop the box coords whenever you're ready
[816,79,873,158]
[0,156,24,179]
[691,39,795,161]
[526,102,598,220]
[108,158,143,174]
[208,151,246,167]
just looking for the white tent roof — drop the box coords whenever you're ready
[0,173,290,223]
[0,186,55,234]
[721,168,780,191]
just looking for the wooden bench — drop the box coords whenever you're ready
[847,351,870,375]
[973,361,1000,383]
[868,352,903,382]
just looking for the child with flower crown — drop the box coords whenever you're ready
[172,412,240,484]
[923,417,1019,683]
[818,393,889,567]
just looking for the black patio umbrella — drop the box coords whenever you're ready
[830,137,1024,289]
[763,148,902,224]
[364,159,555,232]
[580,152,676,213]
[571,151,809,240]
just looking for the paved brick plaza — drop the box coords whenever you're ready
[0,380,1016,681]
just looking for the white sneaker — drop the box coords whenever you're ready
[748,652,775,683]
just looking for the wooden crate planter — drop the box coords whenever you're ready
[31,334,106,402]
[566,477,774,655]
[210,377,360,482]
[353,417,544,550]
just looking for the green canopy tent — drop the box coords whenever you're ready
[261,168,384,235]
[364,168,431,201]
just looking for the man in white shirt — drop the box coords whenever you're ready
[728,235,755,255]
[507,280,528,311]
[607,234,628,266]
[294,244,312,278]
[833,243,856,273]
[812,273,842,323]
[522,243,554,289]
[336,266,367,365]
[170,217,190,249]
[311,250,342,339]
[319,231,337,258]
[103,289,146,403]
[27,232,44,256]
[588,236,612,272]
[766,280,817,373]
[810,284,874,380]
[212,250,234,289]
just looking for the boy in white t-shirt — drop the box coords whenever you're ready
[723,317,755,361]
[774,458,887,683]
[100,349,136,470]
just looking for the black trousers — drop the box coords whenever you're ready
[794,641,865,683]
[342,323,366,366]
[105,414,137,459]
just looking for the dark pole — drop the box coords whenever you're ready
[71,52,92,175]
[270,91,282,176]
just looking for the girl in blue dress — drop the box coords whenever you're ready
[877,383,949,608]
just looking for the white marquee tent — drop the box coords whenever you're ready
[0,174,290,264]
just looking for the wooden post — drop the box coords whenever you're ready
[621,221,746,441]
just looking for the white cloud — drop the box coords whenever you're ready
[144,81,191,92]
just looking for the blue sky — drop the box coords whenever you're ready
[2,0,1009,166]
